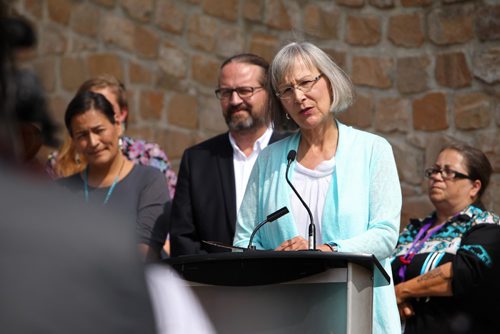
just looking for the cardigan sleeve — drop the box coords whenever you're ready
[332,137,402,260]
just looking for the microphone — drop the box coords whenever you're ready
[247,206,289,250]
[286,150,316,250]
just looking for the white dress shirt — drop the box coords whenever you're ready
[229,127,273,214]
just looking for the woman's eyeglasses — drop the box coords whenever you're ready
[424,167,472,180]
[275,74,323,100]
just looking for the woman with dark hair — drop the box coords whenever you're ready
[391,143,500,334]
[58,91,170,261]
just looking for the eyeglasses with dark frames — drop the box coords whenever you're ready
[424,166,472,181]
[275,74,323,100]
[215,86,263,100]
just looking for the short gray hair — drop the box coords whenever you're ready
[269,42,353,131]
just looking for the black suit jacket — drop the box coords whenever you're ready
[170,131,287,256]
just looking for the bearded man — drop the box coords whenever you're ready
[170,53,287,256]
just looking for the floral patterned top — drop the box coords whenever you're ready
[47,135,177,198]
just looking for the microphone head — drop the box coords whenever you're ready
[287,150,297,162]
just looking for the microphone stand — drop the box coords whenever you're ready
[247,207,289,250]
[286,150,316,250]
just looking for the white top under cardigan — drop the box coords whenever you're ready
[233,122,402,334]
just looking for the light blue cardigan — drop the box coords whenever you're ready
[234,122,402,334]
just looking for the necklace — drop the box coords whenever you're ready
[83,157,126,205]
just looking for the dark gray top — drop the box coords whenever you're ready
[59,164,171,252]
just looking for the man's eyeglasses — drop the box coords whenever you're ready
[275,74,323,100]
[424,167,472,181]
[215,86,263,100]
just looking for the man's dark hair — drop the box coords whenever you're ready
[220,53,269,86]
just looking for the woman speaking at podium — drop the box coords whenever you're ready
[233,42,401,333]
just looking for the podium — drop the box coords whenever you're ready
[165,251,390,334]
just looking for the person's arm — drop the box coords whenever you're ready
[137,169,171,261]
[396,220,500,318]
[169,151,205,256]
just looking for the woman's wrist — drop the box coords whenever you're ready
[324,242,338,252]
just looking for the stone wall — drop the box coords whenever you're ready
[11,0,500,226]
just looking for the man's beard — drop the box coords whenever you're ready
[225,107,267,132]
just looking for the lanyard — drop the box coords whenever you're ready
[398,219,445,282]
[83,164,122,205]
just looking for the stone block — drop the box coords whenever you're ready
[191,55,219,87]
[158,45,188,79]
[188,14,217,52]
[203,0,238,21]
[39,27,67,55]
[198,97,227,133]
[129,61,153,85]
[368,0,394,9]
[134,25,159,59]
[392,141,425,185]
[124,127,155,143]
[157,129,195,160]
[336,0,364,7]
[427,5,474,45]
[25,0,43,18]
[475,5,500,41]
[100,15,135,51]
[249,33,279,63]
[61,57,87,92]
[435,52,472,88]
[120,0,153,23]
[324,49,347,71]
[412,92,448,131]
[139,90,165,121]
[47,0,72,26]
[482,174,500,213]
[374,97,409,133]
[215,25,245,58]
[243,0,264,22]
[352,56,393,88]
[336,92,373,129]
[87,53,124,81]
[34,57,58,93]
[91,0,115,7]
[71,2,100,37]
[401,197,434,230]
[264,0,292,30]
[304,4,339,40]
[167,94,198,129]
[388,13,424,47]
[401,0,432,6]
[475,131,500,173]
[454,92,492,130]
[397,56,430,94]
[346,15,380,46]
[47,94,70,128]
[473,47,500,84]
[154,0,186,34]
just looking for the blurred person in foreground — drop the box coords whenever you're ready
[391,144,500,334]
[0,11,214,334]
[57,90,170,261]
[233,41,402,333]
[169,53,287,256]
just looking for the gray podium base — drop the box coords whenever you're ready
[185,263,373,334]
